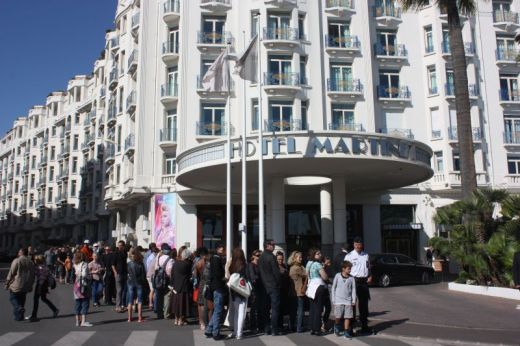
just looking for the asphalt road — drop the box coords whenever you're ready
[0,266,518,346]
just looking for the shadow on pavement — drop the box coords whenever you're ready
[372,318,409,334]
[369,310,390,317]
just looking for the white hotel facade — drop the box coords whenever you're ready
[1,0,520,261]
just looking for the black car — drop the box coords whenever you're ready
[369,253,434,287]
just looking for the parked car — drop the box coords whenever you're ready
[369,253,434,287]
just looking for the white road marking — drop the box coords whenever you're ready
[0,332,33,346]
[323,333,371,345]
[258,335,298,346]
[193,329,225,345]
[124,331,158,346]
[50,331,95,346]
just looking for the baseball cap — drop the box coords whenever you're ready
[84,240,90,244]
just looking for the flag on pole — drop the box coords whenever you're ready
[202,49,230,92]
[234,34,258,82]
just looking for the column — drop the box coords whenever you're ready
[363,205,381,254]
[270,177,285,251]
[333,177,346,257]
[320,183,333,257]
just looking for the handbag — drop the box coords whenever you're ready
[227,273,252,298]
[193,287,199,303]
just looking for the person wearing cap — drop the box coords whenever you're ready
[80,240,93,262]
[153,243,174,319]
[344,237,372,335]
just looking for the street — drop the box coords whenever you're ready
[0,270,518,346]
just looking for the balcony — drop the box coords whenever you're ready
[58,168,69,180]
[124,134,135,156]
[447,126,482,143]
[162,40,180,65]
[64,123,72,134]
[504,131,520,145]
[200,0,232,13]
[431,130,442,140]
[325,35,360,58]
[108,68,119,90]
[262,27,300,51]
[160,83,179,106]
[162,174,176,187]
[373,4,402,27]
[127,49,138,76]
[107,103,118,126]
[131,12,140,36]
[263,72,301,95]
[326,78,363,100]
[196,121,233,137]
[159,128,177,147]
[493,10,520,32]
[445,172,488,187]
[444,83,479,101]
[328,123,364,132]
[439,7,468,22]
[100,86,106,99]
[499,89,520,106]
[325,0,355,17]
[59,145,70,159]
[377,85,411,107]
[374,44,408,66]
[496,49,520,70]
[264,0,297,8]
[196,75,233,97]
[105,144,115,165]
[379,128,414,139]
[266,119,304,132]
[197,31,233,52]
[110,37,119,52]
[126,91,137,115]
[441,41,475,58]
[163,0,180,26]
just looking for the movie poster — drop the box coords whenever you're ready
[154,193,176,247]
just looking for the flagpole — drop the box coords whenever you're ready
[226,41,232,261]
[241,31,248,256]
[256,16,265,251]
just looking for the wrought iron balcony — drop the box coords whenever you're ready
[197,31,233,45]
[328,123,364,132]
[263,72,300,86]
[493,10,519,24]
[504,130,520,144]
[499,89,520,102]
[447,126,482,142]
[196,121,233,136]
[263,27,299,42]
[374,43,407,57]
[126,91,137,114]
[160,128,177,143]
[496,49,520,62]
[124,134,135,154]
[325,35,360,50]
[377,85,411,99]
[127,50,138,75]
[266,119,304,132]
[373,5,401,18]
[327,78,363,93]
[445,83,479,98]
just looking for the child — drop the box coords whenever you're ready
[64,255,72,284]
[331,261,356,339]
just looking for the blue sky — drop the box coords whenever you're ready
[0,0,116,135]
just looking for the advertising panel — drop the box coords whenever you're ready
[154,193,176,247]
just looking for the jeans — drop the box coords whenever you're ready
[91,280,103,304]
[74,298,89,316]
[31,287,57,318]
[127,283,144,305]
[9,291,27,321]
[309,285,327,332]
[266,288,280,334]
[115,274,127,308]
[206,289,225,337]
[229,294,247,337]
[289,296,305,332]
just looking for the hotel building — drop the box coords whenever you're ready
[1,0,519,263]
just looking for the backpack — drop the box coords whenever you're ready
[47,272,57,290]
[153,256,171,291]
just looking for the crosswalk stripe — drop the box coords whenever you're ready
[0,332,33,346]
[258,335,298,346]
[192,329,225,345]
[323,333,370,346]
[50,331,95,346]
[371,335,445,346]
[124,331,158,346]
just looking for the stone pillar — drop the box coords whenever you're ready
[333,177,347,257]
[270,177,286,251]
[321,184,333,257]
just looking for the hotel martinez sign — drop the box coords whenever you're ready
[176,132,433,192]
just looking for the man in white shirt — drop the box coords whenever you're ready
[345,237,372,335]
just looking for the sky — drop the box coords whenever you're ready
[0,0,117,136]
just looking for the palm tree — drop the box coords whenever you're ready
[399,0,478,198]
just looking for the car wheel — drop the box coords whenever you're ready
[421,271,431,284]
[379,273,391,287]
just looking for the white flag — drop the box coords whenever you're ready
[202,49,230,92]
[234,34,258,82]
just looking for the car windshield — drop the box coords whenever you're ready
[396,255,415,264]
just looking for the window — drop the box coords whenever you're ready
[453,152,460,171]
[301,101,308,130]
[300,56,307,85]
[51,126,57,137]
[118,87,124,113]
[446,69,455,95]
[71,180,77,197]
[29,194,34,208]
[15,181,19,193]
[267,13,291,40]
[500,75,519,101]
[379,70,400,98]
[202,16,226,43]
[164,110,177,141]
[496,36,517,60]
[268,55,293,85]
[269,101,293,131]
[72,157,78,174]
[48,188,53,203]
[120,51,126,74]
[427,65,437,95]
[165,155,176,175]
[251,12,259,38]
[200,104,226,135]
[330,63,353,91]
[508,156,520,174]
[298,14,305,40]
[434,151,444,172]
[49,167,55,182]
[50,147,56,160]
[73,135,79,150]
[442,28,450,52]
[328,21,353,48]
[377,30,397,56]
[75,114,80,124]
[30,174,35,188]
[331,104,355,130]
[252,99,259,131]
[166,67,178,96]
[424,26,434,53]
[16,164,20,175]
[430,108,442,139]
[166,28,180,54]
[31,156,36,169]
[116,165,121,185]
[504,116,520,143]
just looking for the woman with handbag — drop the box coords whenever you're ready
[306,248,329,336]
[73,252,93,327]
[227,247,249,340]
[288,251,307,333]
[29,255,59,321]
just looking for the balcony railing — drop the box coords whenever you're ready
[504,131,520,144]
[325,35,360,49]
[266,119,303,132]
[441,41,475,55]
[377,85,411,99]
[445,83,479,97]
[163,0,180,14]
[496,49,520,61]
[263,72,300,86]
[162,40,179,55]
[425,43,434,54]
[326,0,354,10]
[201,0,230,5]
[197,31,233,45]
[160,128,178,142]
[196,121,232,136]
[327,78,363,93]
[448,126,482,142]
[105,143,115,161]
[328,123,364,132]
[161,83,179,98]
[263,27,299,41]
[124,134,135,152]
[431,130,442,139]
[107,103,118,121]
[127,50,138,73]
[499,89,520,101]
[379,128,414,139]
[131,12,140,28]
[109,68,119,86]
[373,5,401,18]
[126,91,137,112]
[374,43,407,57]
[493,10,519,24]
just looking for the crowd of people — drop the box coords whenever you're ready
[4,236,374,340]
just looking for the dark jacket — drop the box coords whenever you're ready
[258,250,281,291]
[209,254,226,292]
[173,259,192,293]
[513,251,520,286]
[127,261,146,286]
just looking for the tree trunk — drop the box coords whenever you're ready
[447,2,477,199]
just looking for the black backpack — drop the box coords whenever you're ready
[152,256,171,291]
